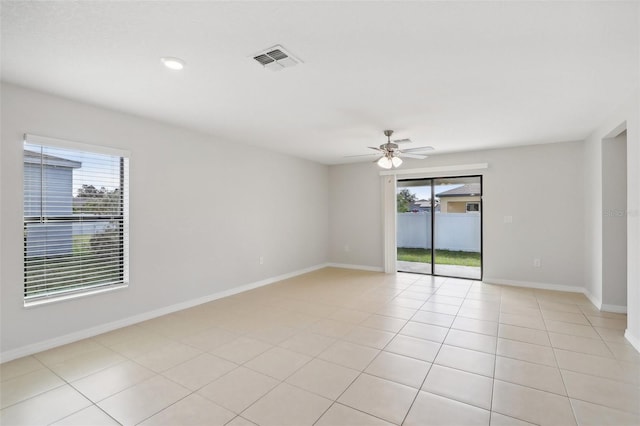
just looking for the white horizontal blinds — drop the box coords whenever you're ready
[23,140,129,301]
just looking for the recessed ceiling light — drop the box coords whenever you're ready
[161,57,185,70]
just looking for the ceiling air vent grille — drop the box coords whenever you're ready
[254,54,275,66]
[267,49,288,61]
[252,45,302,71]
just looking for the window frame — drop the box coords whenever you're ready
[466,202,480,213]
[22,134,130,306]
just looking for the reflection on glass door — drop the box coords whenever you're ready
[396,176,482,279]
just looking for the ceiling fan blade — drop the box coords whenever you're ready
[344,153,379,158]
[393,138,412,144]
[368,146,383,151]
[401,146,434,153]
[399,153,427,159]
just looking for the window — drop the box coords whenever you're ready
[466,202,480,213]
[23,134,129,304]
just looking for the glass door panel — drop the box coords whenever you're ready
[397,176,482,280]
[433,176,482,279]
[396,179,433,274]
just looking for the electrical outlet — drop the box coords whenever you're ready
[344,244,350,252]
[533,258,541,268]
[504,216,513,224]
[259,256,264,265]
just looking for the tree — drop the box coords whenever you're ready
[397,189,417,212]
[90,222,120,259]
[74,184,122,259]
[74,184,120,215]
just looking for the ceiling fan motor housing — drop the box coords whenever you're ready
[382,142,399,151]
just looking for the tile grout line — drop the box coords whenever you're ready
[546,296,637,425]
[3,271,636,425]
[21,349,124,425]
[487,289,503,426]
[398,276,472,425]
[335,275,446,425]
[310,272,429,425]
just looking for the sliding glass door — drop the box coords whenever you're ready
[396,176,482,279]
[396,179,433,274]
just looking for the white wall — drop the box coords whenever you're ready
[3,82,639,356]
[602,131,627,308]
[329,141,587,290]
[328,162,384,269]
[0,83,329,359]
[584,88,640,350]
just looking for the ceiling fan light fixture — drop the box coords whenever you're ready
[359,130,431,169]
[377,156,393,169]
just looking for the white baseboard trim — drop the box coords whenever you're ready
[0,263,328,363]
[600,303,627,314]
[482,278,584,294]
[583,290,603,310]
[582,290,628,313]
[624,330,640,353]
[484,279,629,314]
[326,263,385,272]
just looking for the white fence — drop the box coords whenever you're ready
[397,212,481,252]
[26,221,112,257]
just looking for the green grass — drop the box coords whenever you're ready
[397,248,481,267]
[72,234,92,255]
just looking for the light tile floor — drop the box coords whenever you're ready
[1,268,639,425]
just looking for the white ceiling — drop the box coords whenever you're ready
[2,1,638,165]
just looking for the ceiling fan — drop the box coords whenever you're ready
[347,130,434,169]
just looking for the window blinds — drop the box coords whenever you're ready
[23,135,129,302]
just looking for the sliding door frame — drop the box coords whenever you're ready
[394,173,484,280]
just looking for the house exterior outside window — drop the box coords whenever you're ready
[438,183,482,214]
[23,150,81,257]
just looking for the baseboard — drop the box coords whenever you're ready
[0,263,328,363]
[582,289,629,313]
[624,330,640,353]
[583,289,603,310]
[600,303,627,314]
[327,263,384,272]
[483,279,630,315]
[482,277,585,294]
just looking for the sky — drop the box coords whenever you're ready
[401,184,464,201]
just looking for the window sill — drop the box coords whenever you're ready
[23,283,128,308]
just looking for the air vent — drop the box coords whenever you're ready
[254,54,275,66]
[252,45,302,71]
[267,49,288,61]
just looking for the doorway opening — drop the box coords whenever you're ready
[602,129,627,311]
[396,175,482,279]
